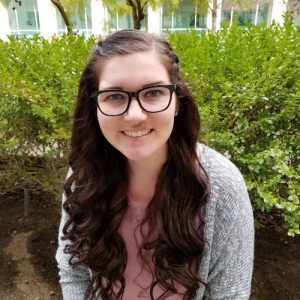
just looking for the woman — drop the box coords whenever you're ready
[56,29,254,300]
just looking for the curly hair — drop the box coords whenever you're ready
[62,29,210,300]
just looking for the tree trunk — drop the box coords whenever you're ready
[212,10,217,30]
[211,0,218,31]
[288,0,298,23]
[128,0,145,30]
[50,0,73,35]
[132,10,142,29]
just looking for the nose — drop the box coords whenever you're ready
[123,97,147,121]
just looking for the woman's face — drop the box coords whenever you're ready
[96,51,177,164]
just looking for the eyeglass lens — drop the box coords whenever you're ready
[97,86,172,115]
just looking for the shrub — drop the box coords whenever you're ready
[169,19,300,236]
[0,34,96,195]
[0,20,299,235]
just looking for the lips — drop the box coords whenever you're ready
[123,129,152,137]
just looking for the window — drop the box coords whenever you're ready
[221,8,232,25]
[236,10,254,26]
[107,12,146,32]
[109,13,132,30]
[256,3,270,25]
[7,0,40,38]
[221,1,272,27]
[56,0,92,36]
[162,0,206,33]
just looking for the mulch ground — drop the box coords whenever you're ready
[0,189,299,300]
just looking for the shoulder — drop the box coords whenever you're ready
[198,143,251,213]
[197,142,253,242]
[198,143,246,196]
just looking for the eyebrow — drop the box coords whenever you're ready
[101,81,167,90]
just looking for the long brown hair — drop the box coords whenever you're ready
[62,29,210,300]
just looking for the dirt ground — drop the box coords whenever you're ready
[0,189,299,300]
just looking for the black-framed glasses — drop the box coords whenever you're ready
[91,84,176,116]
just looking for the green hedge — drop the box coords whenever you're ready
[0,21,299,235]
[0,34,96,194]
[169,19,300,236]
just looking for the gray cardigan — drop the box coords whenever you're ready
[56,144,254,299]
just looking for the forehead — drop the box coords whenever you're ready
[97,51,171,90]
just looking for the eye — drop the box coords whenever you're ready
[107,93,125,100]
[144,89,162,97]
[101,92,127,102]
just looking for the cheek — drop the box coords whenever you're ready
[97,112,114,138]
[158,108,176,134]
[97,111,104,131]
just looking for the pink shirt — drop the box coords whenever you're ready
[118,198,184,299]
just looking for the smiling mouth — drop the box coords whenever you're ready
[123,129,152,138]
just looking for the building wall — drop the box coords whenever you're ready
[36,0,58,39]
[0,0,294,41]
[0,1,10,40]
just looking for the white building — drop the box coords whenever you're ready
[0,0,297,41]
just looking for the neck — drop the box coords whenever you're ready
[127,153,167,203]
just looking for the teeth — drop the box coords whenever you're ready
[124,129,151,137]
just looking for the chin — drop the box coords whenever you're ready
[118,146,155,161]
[122,151,152,162]
[121,144,168,164]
